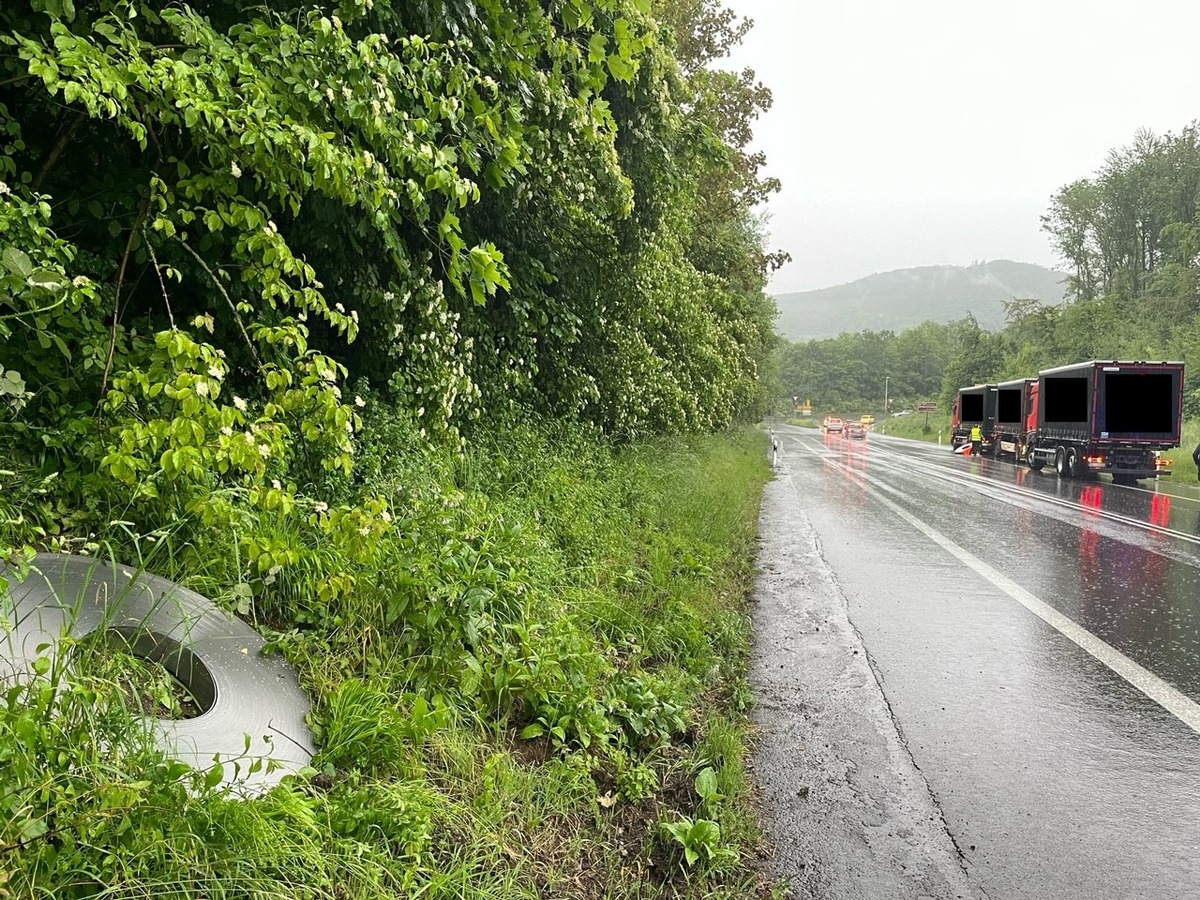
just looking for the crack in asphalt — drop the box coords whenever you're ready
[821,522,977,884]
[852,607,976,882]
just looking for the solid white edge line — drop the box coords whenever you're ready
[799,439,1200,736]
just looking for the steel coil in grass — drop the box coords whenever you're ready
[0,554,314,794]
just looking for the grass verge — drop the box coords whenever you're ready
[0,418,777,898]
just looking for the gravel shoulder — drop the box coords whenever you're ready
[749,464,981,900]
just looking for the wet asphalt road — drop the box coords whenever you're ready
[751,424,1200,900]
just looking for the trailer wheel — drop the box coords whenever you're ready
[1066,448,1083,478]
[1054,447,1068,477]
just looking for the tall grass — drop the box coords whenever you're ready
[1,417,774,898]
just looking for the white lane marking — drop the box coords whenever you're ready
[803,442,1200,736]
[796,427,1200,549]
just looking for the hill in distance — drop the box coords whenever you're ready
[773,260,1068,342]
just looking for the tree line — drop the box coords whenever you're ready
[778,122,1200,418]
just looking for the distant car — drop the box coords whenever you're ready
[822,416,845,433]
[860,415,875,426]
[846,422,866,439]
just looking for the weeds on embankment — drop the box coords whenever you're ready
[0,418,778,898]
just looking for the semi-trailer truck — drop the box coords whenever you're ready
[949,383,997,450]
[991,378,1035,459]
[1023,360,1184,484]
[955,361,1184,483]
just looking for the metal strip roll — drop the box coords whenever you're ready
[1,554,314,793]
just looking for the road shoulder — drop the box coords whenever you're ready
[749,468,979,900]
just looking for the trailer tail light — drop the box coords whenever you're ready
[1085,455,1105,466]
[1156,455,1172,469]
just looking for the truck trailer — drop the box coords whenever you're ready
[991,378,1035,459]
[1023,360,1184,484]
[949,384,997,450]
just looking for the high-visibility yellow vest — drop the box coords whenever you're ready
[970,425,982,441]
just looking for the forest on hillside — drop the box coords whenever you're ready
[772,259,1067,341]
[778,123,1200,418]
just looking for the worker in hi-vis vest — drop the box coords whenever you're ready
[970,424,982,456]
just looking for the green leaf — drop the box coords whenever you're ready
[0,369,26,397]
[2,248,33,279]
[588,33,607,63]
[27,268,64,292]
[694,766,720,803]
[606,54,634,82]
[519,722,544,739]
[689,818,720,849]
[19,815,48,842]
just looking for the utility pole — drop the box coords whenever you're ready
[884,376,889,416]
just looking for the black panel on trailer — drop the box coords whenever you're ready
[960,393,983,421]
[1101,372,1177,437]
[1043,376,1088,423]
[996,388,1022,424]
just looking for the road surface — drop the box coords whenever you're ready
[751,424,1200,900]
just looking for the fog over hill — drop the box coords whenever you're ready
[773,260,1068,342]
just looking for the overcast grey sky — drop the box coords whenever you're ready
[725,0,1200,293]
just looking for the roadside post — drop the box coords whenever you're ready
[918,401,937,430]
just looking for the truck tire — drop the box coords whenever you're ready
[1067,448,1083,478]
[1030,457,1045,471]
[1055,447,1068,477]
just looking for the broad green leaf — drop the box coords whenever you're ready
[2,248,33,279]
[203,761,225,789]
[27,268,65,292]
[0,369,26,396]
[588,33,607,63]
[694,766,720,802]
[606,54,634,82]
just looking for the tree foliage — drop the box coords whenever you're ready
[776,320,958,413]
[780,122,1200,420]
[0,0,781,547]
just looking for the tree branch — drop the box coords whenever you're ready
[31,113,86,192]
[176,239,265,377]
[98,200,150,413]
